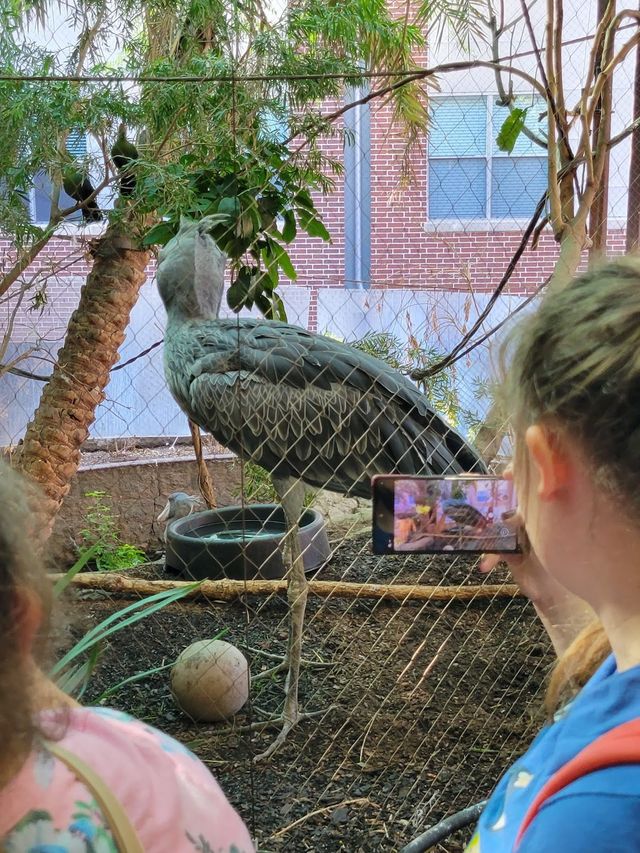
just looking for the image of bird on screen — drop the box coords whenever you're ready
[393,477,517,552]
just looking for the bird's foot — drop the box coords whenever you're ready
[249,648,333,684]
[251,706,337,763]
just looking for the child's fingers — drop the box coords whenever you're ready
[479,553,500,573]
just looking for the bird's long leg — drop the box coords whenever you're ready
[253,477,307,763]
[188,420,217,508]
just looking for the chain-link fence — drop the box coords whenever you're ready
[1,0,636,848]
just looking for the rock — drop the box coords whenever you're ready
[330,807,350,825]
[170,639,249,721]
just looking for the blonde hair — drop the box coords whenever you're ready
[501,256,640,710]
[544,620,611,715]
[0,463,54,763]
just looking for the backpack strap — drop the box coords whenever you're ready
[515,718,640,849]
[44,741,144,853]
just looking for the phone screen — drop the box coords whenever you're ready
[372,475,521,555]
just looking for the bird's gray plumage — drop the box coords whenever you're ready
[157,217,486,497]
[441,499,487,529]
[157,491,202,542]
[157,491,202,523]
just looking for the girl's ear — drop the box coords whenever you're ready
[13,589,43,657]
[525,424,571,501]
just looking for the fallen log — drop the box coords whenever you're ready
[48,571,522,603]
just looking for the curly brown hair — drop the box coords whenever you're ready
[0,462,54,767]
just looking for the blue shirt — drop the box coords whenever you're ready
[466,654,640,851]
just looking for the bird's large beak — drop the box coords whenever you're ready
[157,501,171,523]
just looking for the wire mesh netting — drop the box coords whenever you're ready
[0,0,636,848]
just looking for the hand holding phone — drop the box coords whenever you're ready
[372,474,523,555]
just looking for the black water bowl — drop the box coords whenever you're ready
[164,503,330,580]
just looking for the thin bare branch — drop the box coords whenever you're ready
[0,232,56,299]
[293,58,547,147]
[489,11,547,150]
[410,190,548,381]
[554,0,566,120]
[74,7,106,76]
[589,18,640,116]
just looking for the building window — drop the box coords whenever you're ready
[31,130,89,224]
[428,95,547,221]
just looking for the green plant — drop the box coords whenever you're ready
[347,328,497,440]
[237,460,315,507]
[239,460,278,504]
[348,330,465,427]
[52,579,203,700]
[79,490,146,571]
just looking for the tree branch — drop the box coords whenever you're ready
[489,11,547,150]
[0,231,56,299]
[289,58,547,148]
[589,20,640,115]
[410,190,548,381]
[519,0,564,231]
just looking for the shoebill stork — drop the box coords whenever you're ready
[441,499,487,530]
[157,491,203,542]
[156,216,487,760]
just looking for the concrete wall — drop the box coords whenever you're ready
[49,454,242,564]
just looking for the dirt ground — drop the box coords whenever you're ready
[71,531,552,852]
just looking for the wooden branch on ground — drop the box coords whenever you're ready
[49,571,522,602]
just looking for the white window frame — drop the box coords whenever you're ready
[425,93,547,232]
[29,131,108,233]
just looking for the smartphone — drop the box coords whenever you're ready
[371,474,522,555]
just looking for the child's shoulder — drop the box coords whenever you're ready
[66,706,205,769]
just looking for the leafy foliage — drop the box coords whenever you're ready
[1,0,436,311]
[79,490,146,571]
[237,460,315,507]
[52,582,202,700]
[238,459,278,504]
[141,152,332,320]
[496,107,529,154]
[348,329,475,430]
[52,524,203,701]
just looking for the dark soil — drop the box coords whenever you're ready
[72,532,552,852]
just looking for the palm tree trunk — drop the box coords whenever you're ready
[17,226,149,544]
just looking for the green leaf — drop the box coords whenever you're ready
[282,209,297,243]
[218,196,241,217]
[300,212,331,242]
[496,108,528,154]
[95,661,176,702]
[272,242,297,280]
[262,244,280,288]
[55,645,102,701]
[142,222,176,247]
[53,542,101,597]
[272,292,288,322]
[227,267,254,311]
[51,583,201,678]
[294,189,315,210]
[255,292,275,317]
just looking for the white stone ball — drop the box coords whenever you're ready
[170,639,249,722]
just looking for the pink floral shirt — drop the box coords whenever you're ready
[0,706,254,852]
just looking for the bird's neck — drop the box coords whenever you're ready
[165,296,219,324]
[194,227,223,318]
